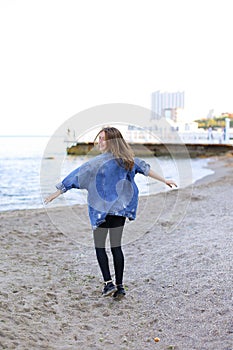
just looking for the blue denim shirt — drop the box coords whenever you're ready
[56,152,150,229]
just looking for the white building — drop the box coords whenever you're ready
[151,90,185,122]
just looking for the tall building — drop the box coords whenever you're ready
[151,90,185,122]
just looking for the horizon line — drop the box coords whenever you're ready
[0,134,53,137]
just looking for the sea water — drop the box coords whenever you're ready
[0,136,214,212]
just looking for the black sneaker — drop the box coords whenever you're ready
[102,281,117,297]
[113,284,126,299]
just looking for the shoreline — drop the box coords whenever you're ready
[0,153,233,349]
[0,154,219,215]
[1,153,231,217]
[194,152,233,185]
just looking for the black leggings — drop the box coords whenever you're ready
[93,215,126,285]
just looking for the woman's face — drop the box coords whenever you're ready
[98,131,108,152]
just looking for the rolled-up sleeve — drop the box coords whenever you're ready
[55,162,91,193]
[56,181,67,193]
[134,158,151,176]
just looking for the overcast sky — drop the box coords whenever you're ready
[0,0,232,136]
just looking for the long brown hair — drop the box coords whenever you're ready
[95,127,134,171]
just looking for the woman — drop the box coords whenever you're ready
[45,127,177,299]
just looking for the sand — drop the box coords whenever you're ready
[0,154,233,350]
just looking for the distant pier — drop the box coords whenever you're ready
[66,142,233,158]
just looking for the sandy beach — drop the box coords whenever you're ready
[0,154,233,350]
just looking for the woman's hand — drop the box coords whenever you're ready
[148,169,177,188]
[44,190,62,204]
[165,179,177,188]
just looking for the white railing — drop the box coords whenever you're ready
[178,130,230,144]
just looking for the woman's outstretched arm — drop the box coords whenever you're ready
[148,169,177,188]
[44,189,62,204]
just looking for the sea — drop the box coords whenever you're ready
[0,136,214,212]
